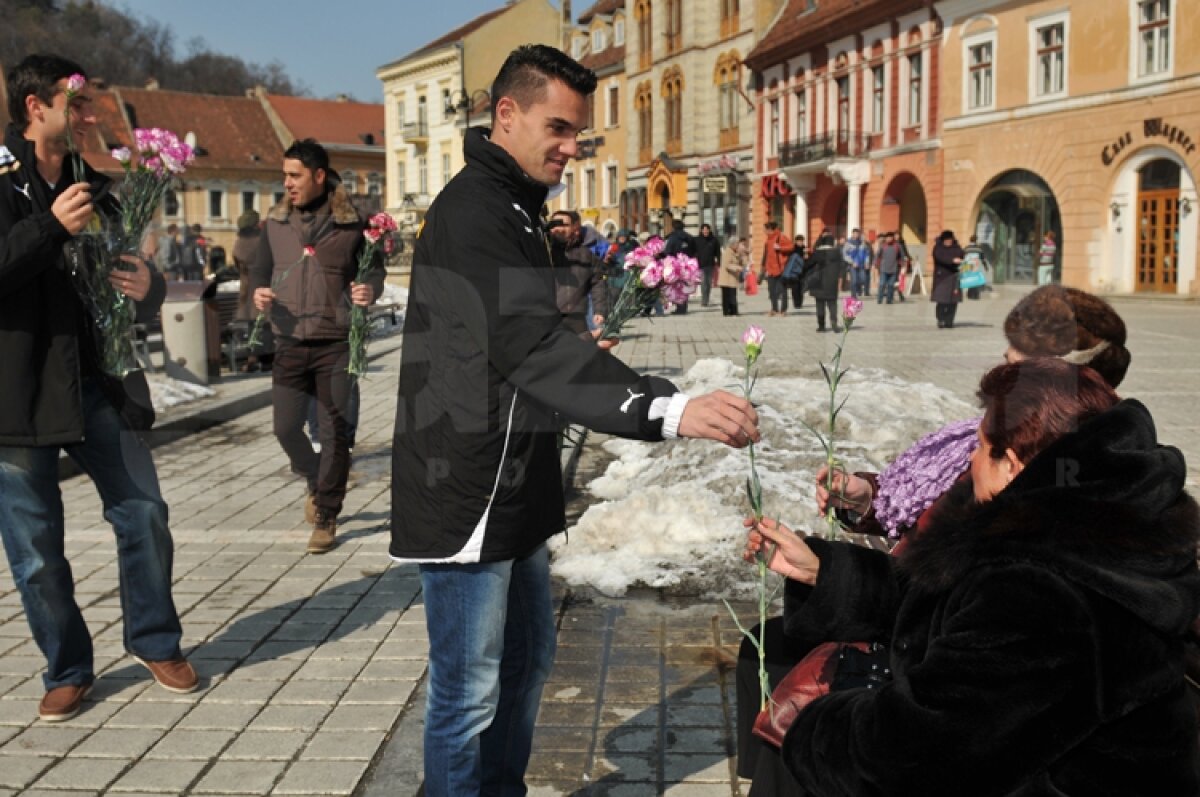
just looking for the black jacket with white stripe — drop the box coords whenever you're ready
[390,128,677,563]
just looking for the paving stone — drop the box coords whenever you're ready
[174,702,262,730]
[144,728,236,759]
[31,756,130,790]
[301,729,387,760]
[338,680,417,706]
[247,704,332,731]
[0,754,54,788]
[663,754,734,783]
[271,760,370,795]
[270,680,347,704]
[0,698,40,725]
[356,659,426,681]
[193,759,288,794]
[0,725,91,756]
[108,758,206,793]
[105,700,193,729]
[319,704,402,731]
[70,727,165,758]
[291,658,364,681]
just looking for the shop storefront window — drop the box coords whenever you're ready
[974,170,1062,284]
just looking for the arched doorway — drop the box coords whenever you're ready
[881,173,928,268]
[973,170,1061,284]
[1136,159,1181,293]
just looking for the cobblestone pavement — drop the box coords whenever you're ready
[0,287,1196,796]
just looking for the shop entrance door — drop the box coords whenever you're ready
[1136,160,1181,293]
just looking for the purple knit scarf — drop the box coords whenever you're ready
[873,416,982,538]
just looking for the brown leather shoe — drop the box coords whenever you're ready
[303,492,318,525]
[308,511,336,554]
[133,656,199,694]
[39,683,92,722]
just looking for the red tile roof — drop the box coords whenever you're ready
[578,0,623,23]
[82,89,136,174]
[113,87,286,173]
[745,0,931,71]
[579,44,625,75]
[266,95,384,149]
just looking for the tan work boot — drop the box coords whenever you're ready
[303,492,318,525]
[307,510,336,554]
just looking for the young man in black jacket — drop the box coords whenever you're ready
[392,45,760,796]
[0,54,196,723]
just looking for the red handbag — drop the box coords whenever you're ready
[752,641,873,748]
[744,270,759,295]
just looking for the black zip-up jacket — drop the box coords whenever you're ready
[0,125,165,445]
[391,128,678,563]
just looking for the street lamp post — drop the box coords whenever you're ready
[445,89,492,129]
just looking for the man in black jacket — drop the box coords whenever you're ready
[548,208,608,337]
[392,45,760,796]
[0,55,196,723]
[694,222,721,307]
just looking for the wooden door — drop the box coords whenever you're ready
[1136,188,1179,293]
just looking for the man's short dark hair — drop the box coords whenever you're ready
[284,138,331,174]
[672,219,684,231]
[491,45,597,120]
[552,209,581,225]
[765,221,779,230]
[7,54,87,130]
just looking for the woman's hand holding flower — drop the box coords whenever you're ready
[815,465,873,515]
[742,517,820,585]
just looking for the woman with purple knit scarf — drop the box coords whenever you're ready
[736,285,1133,796]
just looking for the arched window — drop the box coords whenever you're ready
[635,82,654,162]
[720,0,740,38]
[714,53,741,147]
[635,0,653,70]
[662,67,684,154]
[665,0,683,53]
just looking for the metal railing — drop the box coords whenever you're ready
[778,131,871,167]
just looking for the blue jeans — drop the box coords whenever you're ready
[419,544,557,796]
[877,271,898,303]
[0,380,182,690]
[851,268,871,297]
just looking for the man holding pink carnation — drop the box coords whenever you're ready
[0,54,196,723]
[251,139,386,554]
[391,44,761,796]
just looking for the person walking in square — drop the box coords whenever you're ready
[844,227,871,298]
[251,139,385,554]
[806,231,843,332]
[761,220,794,316]
[932,229,965,329]
[390,45,761,796]
[0,54,197,723]
[719,235,748,316]
[694,222,721,307]
[874,231,904,304]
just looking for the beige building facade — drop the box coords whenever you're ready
[559,0,628,238]
[623,0,785,240]
[937,0,1200,294]
[376,0,564,230]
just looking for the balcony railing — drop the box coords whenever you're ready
[401,121,429,144]
[778,131,870,168]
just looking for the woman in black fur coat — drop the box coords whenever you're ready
[746,359,1200,796]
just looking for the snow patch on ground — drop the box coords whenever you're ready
[145,374,216,412]
[549,357,976,598]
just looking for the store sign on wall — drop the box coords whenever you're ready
[1101,118,1197,165]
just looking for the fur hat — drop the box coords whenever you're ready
[236,209,260,231]
[1003,285,1130,388]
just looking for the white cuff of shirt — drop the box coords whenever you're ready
[648,393,690,439]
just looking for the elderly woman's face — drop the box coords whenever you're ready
[1003,346,1026,365]
[971,425,1025,502]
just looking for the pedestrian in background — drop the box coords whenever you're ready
[932,229,965,329]
[694,223,721,308]
[390,44,761,797]
[806,231,843,332]
[962,234,991,300]
[156,222,180,279]
[250,138,385,554]
[549,209,609,338]
[179,223,206,280]
[662,218,696,314]
[874,231,903,304]
[783,234,807,310]
[761,220,794,316]
[719,235,748,316]
[0,53,197,723]
[844,228,871,298]
[1038,230,1057,285]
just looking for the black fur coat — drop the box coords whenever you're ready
[779,400,1200,796]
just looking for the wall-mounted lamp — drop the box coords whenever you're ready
[1181,197,1193,217]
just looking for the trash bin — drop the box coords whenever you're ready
[160,280,218,385]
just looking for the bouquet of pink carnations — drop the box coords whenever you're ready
[347,212,398,378]
[598,236,701,340]
[65,127,194,377]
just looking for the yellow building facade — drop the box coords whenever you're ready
[937,0,1200,294]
